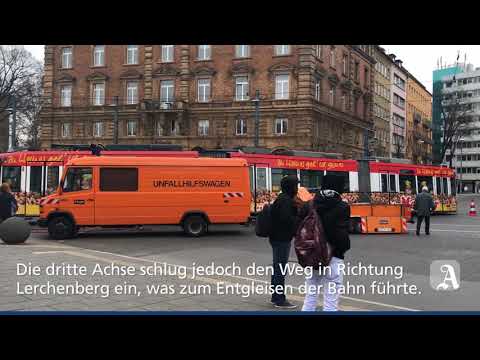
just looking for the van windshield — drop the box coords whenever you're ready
[63,167,93,192]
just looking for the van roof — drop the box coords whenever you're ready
[66,156,248,167]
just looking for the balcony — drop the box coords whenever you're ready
[141,100,185,112]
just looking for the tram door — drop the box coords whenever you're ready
[251,164,270,213]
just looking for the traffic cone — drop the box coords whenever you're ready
[469,200,477,216]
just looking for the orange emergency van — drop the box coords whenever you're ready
[37,156,251,239]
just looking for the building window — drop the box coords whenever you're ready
[126,81,138,104]
[275,45,290,56]
[235,76,249,101]
[61,47,72,68]
[126,45,138,65]
[275,118,288,135]
[342,54,348,75]
[315,45,322,59]
[236,45,250,58]
[354,97,359,115]
[341,92,346,111]
[161,45,174,62]
[197,78,211,102]
[315,79,321,101]
[364,68,369,87]
[93,45,105,67]
[394,93,405,109]
[198,45,211,60]
[61,123,71,138]
[60,85,72,107]
[93,122,103,138]
[171,119,179,136]
[236,118,247,135]
[92,82,105,106]
[354,61,359,81]
[275,74,289,100]
[329,85,335,106]
[198,120,209,136]
[127,120,137,136]
[394,74,405,90]
[330,47,336,68]
[160,80,175,103]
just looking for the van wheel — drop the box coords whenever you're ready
[183,215,207,237]
[48,216,75,240]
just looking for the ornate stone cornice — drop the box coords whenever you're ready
[86,71,109,81]
[229,63,255,76]
[363,91,372,102]
[353,86,363,98]
[119,69,143,79]
[55,73,76,83]
[191,65,216,77]
[267,62,296,77]
[314,64,327,78]
[340,79,353,90]
[152,64,180,77]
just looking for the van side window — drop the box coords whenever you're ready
[63,168,93,192]
[100,168,138,192]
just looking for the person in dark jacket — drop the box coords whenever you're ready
[298,175,351,311]
[0,183,18,222]
[268,175,299,309]
[414,186,435,235]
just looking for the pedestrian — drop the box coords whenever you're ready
[268,175,300,309]
[298,175,351,312]
[414,186,435,235]
[0,183,18,223]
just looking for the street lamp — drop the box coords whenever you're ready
[252,90,260,147]
[5,95,17,151]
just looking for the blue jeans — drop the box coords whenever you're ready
[269,240,292,304]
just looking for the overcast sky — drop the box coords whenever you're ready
[23,45,480,93]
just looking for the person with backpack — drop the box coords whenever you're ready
[267,175,300,309]
[297,176,351,311]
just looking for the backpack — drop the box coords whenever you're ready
[255,203,272,237]
[294,201,332,269]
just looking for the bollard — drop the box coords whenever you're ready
[469,200,477,217]
[0,217,32,244]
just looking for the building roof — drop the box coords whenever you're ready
[405,70,432,97]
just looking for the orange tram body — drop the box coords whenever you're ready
[0,146,456,236]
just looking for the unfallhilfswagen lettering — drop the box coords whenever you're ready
[153,180,231,188]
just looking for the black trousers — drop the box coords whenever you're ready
[269,240,291,304]
[416,215,430,234]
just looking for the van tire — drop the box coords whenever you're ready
[182,215,207,237]
[48,216,75,240]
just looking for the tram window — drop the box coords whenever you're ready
[63,167,92,193]
[381,174,388,192]
[271,168,297,192]
[389,174,397,192]
[256,168,267,190]
[417,176,433,193]
[249,167,254,192]
[47,167,60,194]
[399,175,416,194]
[1,166,21,192]
[445,178,451,195]
[300,170,323,189]
[436,177,443,194]
[30,166,42,194]
[325,171,349,193]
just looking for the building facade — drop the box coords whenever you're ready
[406,73,433,164]
[372,46,392,158]
[39,45,375,159]
[442,64,480,193]
[389,55,408,158]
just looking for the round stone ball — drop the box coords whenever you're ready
[0,217,32,244]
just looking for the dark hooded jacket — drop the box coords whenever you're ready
[269,175,299,243]
[299,189,351,259]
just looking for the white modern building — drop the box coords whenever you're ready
[442,63,480,193]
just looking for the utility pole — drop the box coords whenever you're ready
[253,90,260,147]
[113,96,119,144]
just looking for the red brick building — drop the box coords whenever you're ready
[40,45,375,158]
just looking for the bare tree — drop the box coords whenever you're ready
[439,91,472,167]
[0,45,43,148]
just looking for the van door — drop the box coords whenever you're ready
[60,167,95,225]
